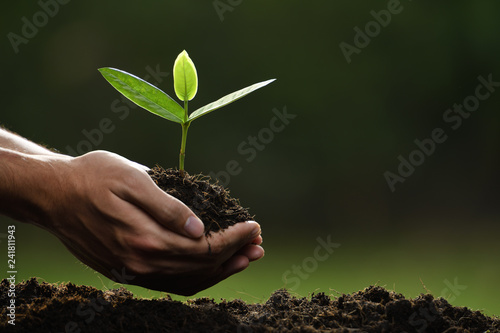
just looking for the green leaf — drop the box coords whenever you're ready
[188,79,275,122]
[99,67,185,124]
[173,50,198,102]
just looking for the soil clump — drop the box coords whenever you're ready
[148,166,253,234]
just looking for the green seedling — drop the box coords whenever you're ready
[99,50,275,174]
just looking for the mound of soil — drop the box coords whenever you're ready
[148,166,253,234]
[1,278,499,332]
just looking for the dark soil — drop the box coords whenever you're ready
[148,166,253,234]
[1,278,499,333]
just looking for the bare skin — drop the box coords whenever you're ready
[0,128,264,295]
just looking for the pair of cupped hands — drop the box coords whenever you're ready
[1,145,264,296]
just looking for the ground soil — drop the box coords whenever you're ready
[148,166,253,234]
[1,278,499,332]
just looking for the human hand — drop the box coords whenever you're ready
[30,150,264,295]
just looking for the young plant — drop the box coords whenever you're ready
[99,50,275,174]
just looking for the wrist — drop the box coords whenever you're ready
[0,148,73,229]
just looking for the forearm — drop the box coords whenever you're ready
[0,127,59,155]
[0,147,70,228]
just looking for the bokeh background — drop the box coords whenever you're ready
[1,0,500,318]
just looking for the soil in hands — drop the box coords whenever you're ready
[148,166,253,234]
[1,278,499,332]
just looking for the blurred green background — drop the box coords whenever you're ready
[1,0,500,318]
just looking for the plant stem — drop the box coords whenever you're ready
[179,123,190,173]
[179,100,190,175]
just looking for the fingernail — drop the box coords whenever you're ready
[248,221,261,238]
[185,216,204,238]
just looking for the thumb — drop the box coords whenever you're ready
[151,192,205,238]
[118,169,205,238]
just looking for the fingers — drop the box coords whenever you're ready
[210,221,261,254]
[187,242,264,295]
[183,215,205,238]
[184,255,251,295]
[252,235,263,245]
[115,169,205,239]
[192,243,264,292]
[237,244,265,262]
[143,186,205,239]
[189,221,262,269]
[223,255,251,274]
